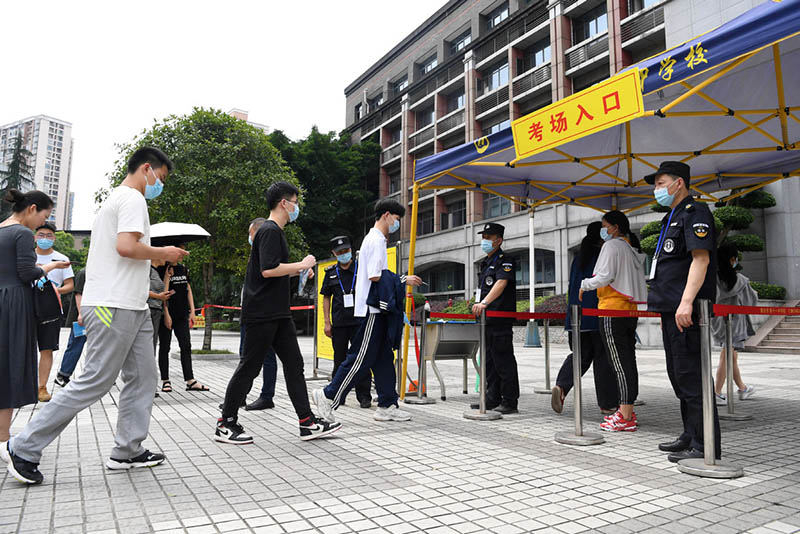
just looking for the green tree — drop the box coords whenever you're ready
[268,127,380,259]
[54,231,90,272]
[0,135,35,219]
[105,108,304,350]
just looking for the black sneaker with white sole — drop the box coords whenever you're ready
[106,449,166,470]
[7,449,43,485]
[215,417,254,445]
[299,416,342,441]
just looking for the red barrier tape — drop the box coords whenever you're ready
[487,311,563,320]
[582,308,660,318]
[713,304,800,316]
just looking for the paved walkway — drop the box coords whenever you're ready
[2,328,799,534]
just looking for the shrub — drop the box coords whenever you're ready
[739,190,777,209]
[725,233,765,252]
[750,281,786,300]
[640,234,659,256]
[713,205,754,230]
[212,321,240,331]
[640,220,662,239]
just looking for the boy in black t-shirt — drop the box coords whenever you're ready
[216,182,341,443]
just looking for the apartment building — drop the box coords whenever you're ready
[0,115,74,230]
[345,0,798,301]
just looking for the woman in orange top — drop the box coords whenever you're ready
[579,210,647,432]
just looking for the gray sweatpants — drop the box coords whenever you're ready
[11,306,157,463]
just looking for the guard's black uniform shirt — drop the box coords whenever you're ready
[478,249,517,325]
[647,196,717,313]
[320,261,360,328]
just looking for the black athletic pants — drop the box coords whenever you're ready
[222,317,312,421]
[332,324,371,404]
[158,314,193,381]
[556,330,618,410]
[599,317,639,406]
[661,312,721,457]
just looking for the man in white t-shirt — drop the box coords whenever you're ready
[32,222,75,402]
[7,147,189,486]
[313,199,422,423]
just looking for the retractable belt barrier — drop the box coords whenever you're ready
[201,303,315,315]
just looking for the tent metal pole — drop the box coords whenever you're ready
[399,183,421,400]
[659,53,755,114]
[773,44,790,147]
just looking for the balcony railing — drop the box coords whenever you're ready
[512,63,552,96]
[409,62,465,106]
[621,5,665,43]
[476,86,509,116]
[437,109,465,133]
[408,126,435,150]
[381,143,402,164]
[359,101,403,135]
[565,33,609,70]
[475,5,549,63]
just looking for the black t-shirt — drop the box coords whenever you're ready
[157,263,191,319]
[320,261,359,327]
[647,196,717,313]
[65,269,86,324]
[478,249,517,325]
[241,220,291,323]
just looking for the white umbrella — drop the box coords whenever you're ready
[150,222,210,247]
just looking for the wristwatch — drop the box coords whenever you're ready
[480,300,488,306]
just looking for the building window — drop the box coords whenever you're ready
[483,195,511,219]
[393,76,409,95]
[440,212,449,231]
[419,210,434,235]
[389,172,401,194]
[534,249,556,284]
[573,5,608,44]
[485,3,509,31]
[530,39,551,67]
[419,54,438,76]
[484,62,509,93]
[628,0,659,13]
[482,118,510,136]
[447,90,465,113]
[417,106,434,129]
[369,93,384,112]
[449,200,466,227]
[390,127,402,145]
[420,264,465,293]
[450,29,472,55]
[354,103,363,121]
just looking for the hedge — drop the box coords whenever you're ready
[750,281,786,300]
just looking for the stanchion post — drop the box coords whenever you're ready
[533,314,551,394]
[406,305,435,405]
[719,313,751,421]
[555,305,604,446]
[678,299,743,478]
[313,266,319,379]
[464,309,501,420]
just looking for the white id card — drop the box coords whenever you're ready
[648,259,657,280]
[343,294,354,308]
[475,288,481,302]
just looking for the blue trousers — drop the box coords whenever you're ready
[58,328,87,378]
[324,313,397,409]
[240,324,277,400]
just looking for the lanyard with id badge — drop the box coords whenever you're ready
[649,208,675,280]
[337,261,357,308]
[476,254,501,302]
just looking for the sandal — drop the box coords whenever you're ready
[185,380,210,392]
[161,381,172,393]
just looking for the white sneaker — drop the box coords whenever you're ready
[0,441,9,464]
[715,393,727,406]
[312,388,335,423]
[738,385,756,400]
[374,405,412,422]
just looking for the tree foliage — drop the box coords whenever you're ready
[739,190,777,210]
[0,135,35,219]
[105,108,303,349]
[267,127,380,259]
[713,205,753,231]
[54,231,89,272]
[640,220,662,239]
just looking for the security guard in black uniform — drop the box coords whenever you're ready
[645,161,720,463]
[320,236,372,408]
[471,223,520,414]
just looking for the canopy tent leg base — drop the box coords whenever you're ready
[405,397,436,405]
[533,387,552,394]
[677,458,744,478]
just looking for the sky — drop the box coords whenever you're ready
[1,0,441,229]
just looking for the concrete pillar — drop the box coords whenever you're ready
[607,0,632,76]
[549,1,573,101]
[509,46,524,121]
[765,180,800,299]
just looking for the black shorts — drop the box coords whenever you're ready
[37,319,61,351]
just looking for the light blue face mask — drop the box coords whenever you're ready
[144,169,164,200]
[286,200,300,223]
[480,239,495,254]
[388,218,400,234]
[600,227,612,241]
[37,238,54,250]
[248,235,253,246]
[337,251,352,264]
[654,180,677,207]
